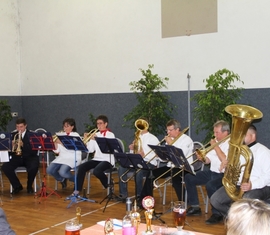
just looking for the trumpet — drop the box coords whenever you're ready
[52,130,64,142]
[153,134,231,188]
[82,128,99,145]
[120,126,189,184]
[12,132,22,156]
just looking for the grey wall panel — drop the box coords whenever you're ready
[1,88,270,149]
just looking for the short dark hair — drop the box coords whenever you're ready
[16,118,27,125]
[96,115,108,124]
[62,118,77,132]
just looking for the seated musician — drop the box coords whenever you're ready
[138,119,194,206]
[184,120,230,224]
[46,118,82,189]
[210,125,270,224]
[2,118,39,194]
[117,118,159,201]
[67,115,115,198]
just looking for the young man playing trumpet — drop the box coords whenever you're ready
[184,120,230,223]
[2,118,39,194]
[138,119,194,205]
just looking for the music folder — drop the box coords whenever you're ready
[0,132,11,151]
[57,135,88,152]
[114,152,150,170]
[29,132,55,151]
[114,152,134,169]
[165,145,195,175]
[148,144,171,162]
[95,137,123,154]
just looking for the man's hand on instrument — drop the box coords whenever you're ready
[240,181,252,192]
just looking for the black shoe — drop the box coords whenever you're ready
[27,187,34,194]
[116,195,127,202]
[61,179,67,189]
[205,214,223,224]
[186,207,202,216]
[12,185,23,194]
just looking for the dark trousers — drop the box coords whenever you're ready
[76,160,112,191]
[2,156,39,189]
[140,166,187,201]
[184,169,224,214]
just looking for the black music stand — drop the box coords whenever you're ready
[29,132,62,201]
[95,137,123,212]
[58,135,96,208]
[0,132,11,151]
[114,152,151,203]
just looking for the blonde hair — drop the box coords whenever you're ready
[226,199,270,235]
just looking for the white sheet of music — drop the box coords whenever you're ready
[0,151,9,162]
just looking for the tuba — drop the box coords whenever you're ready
[222,104,263,201]
[133,119,149,153]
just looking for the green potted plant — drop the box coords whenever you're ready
[0,100,12,131]
[192,68,244,143]
[123,64,176,136]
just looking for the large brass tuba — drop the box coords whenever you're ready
[222,104,263,201]
[133,119,149,153]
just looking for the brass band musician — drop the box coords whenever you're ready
[184,120,230,222]
[210,125,270,224]
[117,118,159,201]
[67,115,115,198]
[138,119,194,205]
[2,118,39,194]
[46,118,82,189]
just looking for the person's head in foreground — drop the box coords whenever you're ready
[226,198,270,235]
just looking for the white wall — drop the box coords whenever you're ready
[0,0,21,95]
[1,0,270,96]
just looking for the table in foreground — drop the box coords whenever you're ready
[81,223,213,235]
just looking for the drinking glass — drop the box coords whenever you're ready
[65,219,80,235]
[172,201,186,231]
[154,224,168,235]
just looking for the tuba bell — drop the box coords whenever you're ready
[133,119,149,154]
[222,104,263,201]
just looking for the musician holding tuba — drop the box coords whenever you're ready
[2,118,39,194]
[67,115,115,199]
[46,118,82,189]
[184,120,230,222]
[138,119,194,205]
[117,118,159,201]
[210,125,270,223]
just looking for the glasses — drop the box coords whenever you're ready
[166,128,175,132]
[96,122,104,125]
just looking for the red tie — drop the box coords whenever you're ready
[66,133,70,136]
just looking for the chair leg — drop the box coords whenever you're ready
[162,182,167,205]
[87,171,91,195]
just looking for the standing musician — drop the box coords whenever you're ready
[46,118,82,189]
[67,115,115,198]
[210,125,270,222]
[117,118,159,201]
[184,120,230,222]
[2,118,39,194]
[138,119,194,205]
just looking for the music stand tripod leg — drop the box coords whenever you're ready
[99,166,119,212]
[38,152,62,202]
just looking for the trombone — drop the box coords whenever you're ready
[120,126,189,183]
[153,134,231,188]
